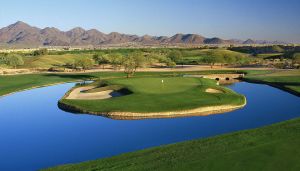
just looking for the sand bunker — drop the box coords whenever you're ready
[205,88,223,93]
[66,86,120,100]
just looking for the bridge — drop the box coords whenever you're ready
[183,74,244,84]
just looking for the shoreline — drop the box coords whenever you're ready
[0,80,85,98]
[243,78,300,97]
[58,98,247,120]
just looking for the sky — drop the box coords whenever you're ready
[0,0,299,43]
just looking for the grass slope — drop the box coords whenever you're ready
[60,77,245,113]
[43,117,300,171]
[23,54,93,68]
[181,49,249,64]
[244,70,300,94]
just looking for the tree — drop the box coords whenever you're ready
[0,55,5,65]
[201,51,227,68]
[165,58,176,68]
[145,52,160,66]
[293,53,300,63]
[108,53,123,70]
[5,54,24,68]
[168,50,183,67]
[224,53,236,66]
[93,53,109,69]
[131,52,147,69]
[292,53,300,68]
[213,52,225,67]
[33,48,48,56]
[235,54,250,66]
[122,52,146,78]
[74,57,94,71]
[123,56,136,78]
[202,55,215,68]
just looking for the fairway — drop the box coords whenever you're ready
[59,76,246,117]
[244,70,300,95]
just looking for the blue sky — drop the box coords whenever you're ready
[0,0,299,42]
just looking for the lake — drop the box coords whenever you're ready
[0,82,299,171]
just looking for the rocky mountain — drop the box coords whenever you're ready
[0,21,287,47]
[243,39,256,44]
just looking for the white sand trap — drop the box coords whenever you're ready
[205,88,223,94]
[66,86,116,100]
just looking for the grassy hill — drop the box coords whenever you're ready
[23,54,93,68]
[180,49,250,64]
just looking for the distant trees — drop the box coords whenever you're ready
[202,51,250,68]
[107,53,123,70]
[202,51,221,68]
[93,53,109,69]
[229,45,286,55]
[165,58,176,68]
[33,48,48,56]
[7,54,24,68]
[223,53,236,65]
[74,57,94,71]
[0,55,5,65]
[0,54,24,68]
[123,52,147,78]
[292,53,300,68]
[167,50,183,66]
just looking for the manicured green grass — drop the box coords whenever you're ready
[244,70,300,94]
[256,53,283,58]
[0,70,240,97]
[42,117,300,171]
[60,76,245,113]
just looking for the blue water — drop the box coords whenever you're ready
[0,82,299,171]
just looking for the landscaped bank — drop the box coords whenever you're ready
[243,70,300,96]
[42,117,300,171]
[58,76,246,119]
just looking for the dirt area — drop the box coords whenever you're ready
[0,68,32,75]
[0,65,276,75]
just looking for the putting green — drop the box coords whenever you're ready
[59,76,246,118]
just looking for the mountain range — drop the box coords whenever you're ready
[0,21,287,47]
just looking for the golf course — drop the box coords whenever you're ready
[0,69,299,171]
[1,1,300,170]
[58,76,246,119]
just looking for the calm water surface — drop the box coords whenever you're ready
[0,82,299,171]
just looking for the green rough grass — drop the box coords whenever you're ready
[42,117,300,171]
[244,70,300,94]
[256,53,283,58]
[60,76,245,113]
